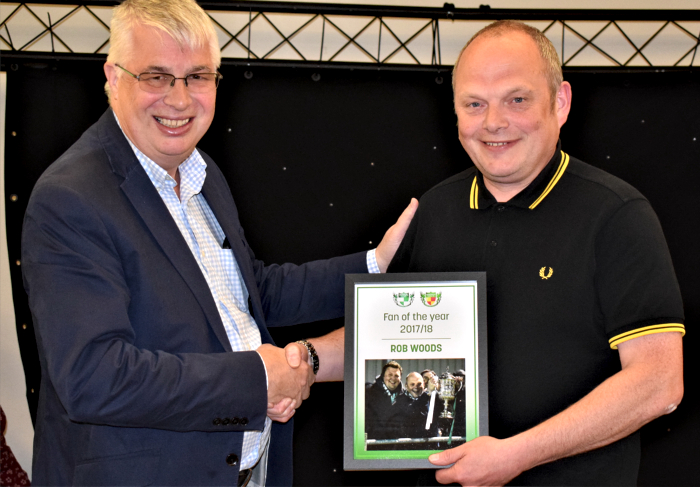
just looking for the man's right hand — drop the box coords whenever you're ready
[257,343,312,407]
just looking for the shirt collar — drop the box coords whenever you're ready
[113,112,207,202]
[469,140,570,210]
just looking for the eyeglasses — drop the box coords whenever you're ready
[115,64,222,94]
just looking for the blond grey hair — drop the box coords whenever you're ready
[452,20,563,103]
[105,0,220,99]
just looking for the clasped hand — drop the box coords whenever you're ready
[257,342,313,423]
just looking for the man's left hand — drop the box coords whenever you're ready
[375,198,418,272]
[429,436,524,487]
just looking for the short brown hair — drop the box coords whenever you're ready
[452,20,563,102]
[382,361,402,377]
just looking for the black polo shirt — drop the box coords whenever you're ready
[388,142,684,486]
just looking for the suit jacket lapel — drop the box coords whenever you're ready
[201,170,275,345]
[96,109,234,352]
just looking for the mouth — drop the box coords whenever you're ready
[155,116,191,129]
[484,141,510,147]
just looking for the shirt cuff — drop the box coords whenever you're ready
[367,249,380,274]
[255,350,269,388]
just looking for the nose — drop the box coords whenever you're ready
[482,104,508,132]
[163,78,192,109]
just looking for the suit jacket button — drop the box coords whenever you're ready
[213,418,221,426]
[222,417,230,425]
[226,453,238,466]
[240,417,249,426]
[231,417,239,425]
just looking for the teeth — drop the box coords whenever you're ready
[155,117,190,128]
[485,142,508,147]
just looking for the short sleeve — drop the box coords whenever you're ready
[595,198,685,349]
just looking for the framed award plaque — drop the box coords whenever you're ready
[343,272,487,470]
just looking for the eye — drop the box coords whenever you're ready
[188,73,215,81]
[468,102,482,108]
[513,97,524,103]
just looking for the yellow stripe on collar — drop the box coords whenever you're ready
[529,151,569,210]
[470,176,479,209]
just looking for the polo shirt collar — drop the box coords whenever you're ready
[469,140,570,210]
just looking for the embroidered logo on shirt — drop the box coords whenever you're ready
[539,267,553,280]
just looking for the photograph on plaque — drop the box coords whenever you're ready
[344,272,487,471]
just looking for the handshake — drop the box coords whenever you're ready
[254,199,419,423]
[256,327,344,423]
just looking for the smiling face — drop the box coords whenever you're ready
[406,373,425,398]
[104,23,217,177]
[453,31,571,202]
[383,367,402,392]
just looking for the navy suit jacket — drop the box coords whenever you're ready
[22,109,367,486]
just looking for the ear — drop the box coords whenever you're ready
[555,81,572,128]
[104,62,119,100]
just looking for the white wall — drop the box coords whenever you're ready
[0,71,33,479]
[1,1,698,66]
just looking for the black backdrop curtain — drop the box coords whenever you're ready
[4,60,699,485]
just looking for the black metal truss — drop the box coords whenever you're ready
[1,1,699,70]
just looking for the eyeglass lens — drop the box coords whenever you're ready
[138,73,220,93]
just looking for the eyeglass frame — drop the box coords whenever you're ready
[114,63,223,92]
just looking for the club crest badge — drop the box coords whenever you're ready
[393,292,414,307]
[420,291,442,307]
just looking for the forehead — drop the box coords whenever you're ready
[454,31,545,95]
[407,374,422,383]
[129,24,214,71]
[384,367,400,375]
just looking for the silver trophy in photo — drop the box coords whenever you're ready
[438,368,463,419]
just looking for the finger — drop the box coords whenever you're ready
[307,363,316,388]
[267,399,295,413]
[397,198,419,227]
[301,382,311,401]
[273,408,296,423]
[267,399,296,422]
[267,397,293,415]
[268,407,296,423]
[434,466,457,485]
[284,343,304,368]
[429,447,458,466]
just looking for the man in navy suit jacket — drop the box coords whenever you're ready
[21,0,416,485]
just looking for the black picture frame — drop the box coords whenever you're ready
[344,272,488,470]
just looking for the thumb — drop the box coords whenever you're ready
[398,198,419,227]
[284,343,303,368]
[429,446,460,466]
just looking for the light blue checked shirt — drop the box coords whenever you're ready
[116,115,379,470]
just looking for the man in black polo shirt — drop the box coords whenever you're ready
[389,20,685,486]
